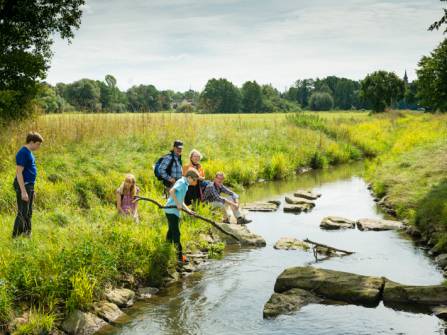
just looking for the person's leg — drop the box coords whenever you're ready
[228,203,242,219]
[12,183,27,238]
[165,213,173,242]
[211,202,229,221]
[24,184,34,236]
[166,214,182,260]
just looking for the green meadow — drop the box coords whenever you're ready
[0,111,446,333]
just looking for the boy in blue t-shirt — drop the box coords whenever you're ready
[13,132,43,238]
[164,169,199,265]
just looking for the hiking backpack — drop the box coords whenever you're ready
[154,153,176,181]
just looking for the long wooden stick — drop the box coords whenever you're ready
[135,196,241,241]
[304,238,354,255]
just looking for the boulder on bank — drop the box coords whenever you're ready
[283,203,313,214]
[274,237,310,251]
[214,222,266,247]
[274,266,384,307]
[243,200,280,212]
[263,288,321,318]
[356,218,404,231]
[320,216,355,230]
[105,288,135,308]
[293,190,321,200]
[62,310,107,335]
[284,196,315,206]
[93,302,124,323]
[383,279,447,306]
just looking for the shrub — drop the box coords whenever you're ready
[309,92,334,111]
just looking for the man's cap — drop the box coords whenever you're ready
[173,140,184,148]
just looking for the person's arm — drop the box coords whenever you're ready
[16,165,29,202]
[169,187,182,210]
[183,202,195,215]
[221,185,239,205]
[116,191,124,213]
[159,155,175,184]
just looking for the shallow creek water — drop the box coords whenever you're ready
[100,163,446,335]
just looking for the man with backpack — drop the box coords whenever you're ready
[155,140,183,192]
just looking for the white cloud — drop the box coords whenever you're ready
[46,0,445,91]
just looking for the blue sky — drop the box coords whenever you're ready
[46,0,445,91]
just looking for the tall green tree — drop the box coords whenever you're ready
[126,84,161,112]
[241,81,263,113]
[199,78,241,113]
[308,92,334,111]
[416,39,447,112]
[360,71,405,112]
[290,79,314,108]
[0,0,84,121]
[63,79,101,112]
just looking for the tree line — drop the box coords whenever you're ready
[34,69,430,114]
[1,0,446,122]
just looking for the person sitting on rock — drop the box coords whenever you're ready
[204,172,251,225]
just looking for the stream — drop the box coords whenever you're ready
[100,163,446,335]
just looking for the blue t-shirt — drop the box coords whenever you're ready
[164,177,190,217]
[16,146,37,184]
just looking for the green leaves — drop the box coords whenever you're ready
[416,38,447,112]
[360,71,405,113]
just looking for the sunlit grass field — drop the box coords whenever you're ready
[0,110,445,332]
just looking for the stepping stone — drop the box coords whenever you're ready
[320,216,355,230]
[274,237,310,251]
[285,196,315,206]
[293,190,321,200]
[283,203,313,213]
[356,218,404,231]
[243,200,280,212]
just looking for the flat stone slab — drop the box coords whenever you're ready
[263,288,322,318]
[274,266,384,307]
[242,200,280,212]
[283,203,314,214]
[93,301,124,323]
[383,279,447,306]
[356,218,404,231]
[214,222,266,247]
[293,190,321,200]
[62,310,107,335]
[284,196,315,206]
[274,237,310,251]
[320,216,355,230]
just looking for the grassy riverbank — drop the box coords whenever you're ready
[0,112,363,333]
[289,111,447,252]
[1,111,445,333]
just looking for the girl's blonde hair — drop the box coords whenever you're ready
[118,173,137,197]
[189,149,203,161]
